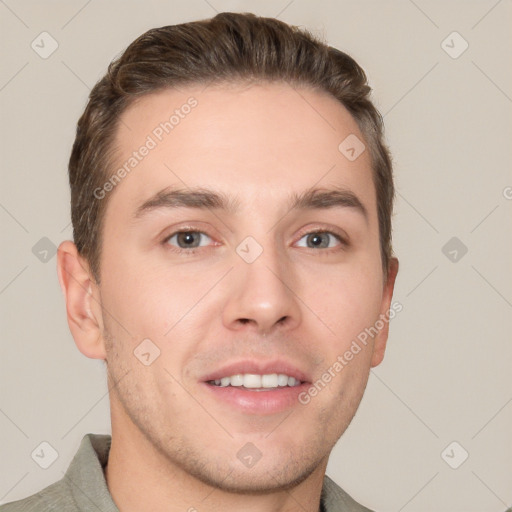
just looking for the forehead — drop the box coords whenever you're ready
[107,81,376,219]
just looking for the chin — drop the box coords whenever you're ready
[184,453,324,495]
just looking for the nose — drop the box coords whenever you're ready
[221,242,302,337]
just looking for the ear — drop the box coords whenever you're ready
[57,240,106,359]
[370,257,399,368]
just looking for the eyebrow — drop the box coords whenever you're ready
[133,185,368,222]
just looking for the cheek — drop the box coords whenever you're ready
[100,249,184,332]
[100,254,218,370]
[301,262,383,348]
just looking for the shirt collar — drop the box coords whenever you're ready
[65,433,369,512]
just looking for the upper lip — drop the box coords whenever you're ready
[201,359,311,383]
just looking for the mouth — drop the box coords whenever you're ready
[207,373,302,390]
[201,361,311,414]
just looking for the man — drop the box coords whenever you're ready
[1,11,399,512]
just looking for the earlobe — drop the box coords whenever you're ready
[370,257,399,368]
[57,241,106,360]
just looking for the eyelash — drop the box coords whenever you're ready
[161,227,347,256]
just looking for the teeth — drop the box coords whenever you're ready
[230,374,244,386]
[244,374,261,388]
[277,374,289,386]
[262,374,278,388]
[210,373,301,388]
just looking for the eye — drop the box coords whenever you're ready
[164,230,213,252]
[295,230,344,250]
[161,228,346,255]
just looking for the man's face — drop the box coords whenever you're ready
[95,82,397,492]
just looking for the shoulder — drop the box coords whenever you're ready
[0,478,77,512]
[322,474,375,512]
[0,433,112,512]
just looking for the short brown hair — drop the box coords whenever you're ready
[69,11,394,283]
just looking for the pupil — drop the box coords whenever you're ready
[309,233,326,248]
[179,232,198,247]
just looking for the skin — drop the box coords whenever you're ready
[57,81,398,512]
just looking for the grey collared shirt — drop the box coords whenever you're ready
[0,434,374,512]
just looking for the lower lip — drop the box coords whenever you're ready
[202,382,310,415]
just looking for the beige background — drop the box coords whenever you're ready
[1,1,511,510]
